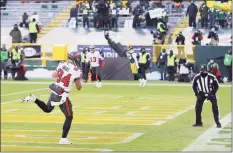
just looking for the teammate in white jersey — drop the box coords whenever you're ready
[21,54,82,145]
[86,45,104,87]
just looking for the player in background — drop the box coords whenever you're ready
[21,54,82,145]
[86,45,104,87]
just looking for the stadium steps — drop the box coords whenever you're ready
[38,1,79,39]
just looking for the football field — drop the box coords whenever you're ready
[1,80,232,152]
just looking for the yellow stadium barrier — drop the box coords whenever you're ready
[4,43,196,67]
[207,0,232,12]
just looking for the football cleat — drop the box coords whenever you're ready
[142,79,147,87]
[139,79,143,87]
[98,82,102,88]
[22,94,36,103]
[217,123,222,128]
[59,138,72,144]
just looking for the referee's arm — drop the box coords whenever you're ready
[192,75,199,96]
[210,75,219,95]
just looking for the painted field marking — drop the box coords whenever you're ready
[5,109,18,113]
[140,106,150,110]
[1,129,133,136]
[2,81,231,87]
[112,106,122,109]
[182,113,232,151]
[95,110,107,114]
[1,144,113,152]
[116,133,143,144]
[167,104,196,119]
[2,88,48,97]
[153,121,166,125]
[125,112,135,115]
[1,99,21,105]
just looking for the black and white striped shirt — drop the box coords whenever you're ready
[192,73,219,95]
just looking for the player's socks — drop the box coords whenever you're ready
[142,79,147,87]
[34,99,53,113]
[139,79,143,87]
[21,94,36,103]
[59,138,72,144]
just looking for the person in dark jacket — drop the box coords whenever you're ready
[157,49,167,80]
[199,1,209,28]
[175,31,185,45]
[9,24,22,43]
[132,4,143,28]
[186,1,198,28]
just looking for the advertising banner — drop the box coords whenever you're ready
[22,45,41,58]
[77,45,153,80]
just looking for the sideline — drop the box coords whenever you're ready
[182,113,232,151]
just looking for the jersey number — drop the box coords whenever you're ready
[56,68,71,87]
[91,57,97,62]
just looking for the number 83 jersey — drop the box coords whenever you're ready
[55,62,82,92]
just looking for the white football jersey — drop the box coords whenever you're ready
[55,62,81,92]
[87,51,103,67]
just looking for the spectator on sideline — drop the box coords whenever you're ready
[186,1,198,28]
[29,18,39,43]
[9,24,22,43]
[199,1,209,28]
[0,44,9,80]
[157,49,167,81]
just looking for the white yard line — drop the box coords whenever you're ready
[94,110,107,114]
[125,112,135,115]
[5,109,18,113]
[167,104,196,119]
[140,106,150,110]
[153,121,166,125]
[112,106,122,109]
[182,113,232,151]
[2,81,231,87]
[1,99,21,105]
[2,88,48,97]
[116,133,143,144]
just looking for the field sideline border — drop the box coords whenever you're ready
[1,81,232,87]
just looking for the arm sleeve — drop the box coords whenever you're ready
[36,24,40,32]
[210,76,219,95]
[192,76,198,95]
[186,6,189,16]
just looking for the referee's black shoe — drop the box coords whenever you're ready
[217,124,222,128]
[192,123,203,127]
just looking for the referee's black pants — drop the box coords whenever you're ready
[195,93,220,125]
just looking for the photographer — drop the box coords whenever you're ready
[151,31,164,45]
[207,28,219,46]
[192,30,203,45]
[175,31,185,45]
[178,57,190,82]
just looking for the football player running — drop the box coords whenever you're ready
[21,54,82,145]
[86,45,104,87]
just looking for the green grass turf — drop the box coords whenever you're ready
[1,80,231,151]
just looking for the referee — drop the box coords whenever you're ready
[192,64,221,128]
